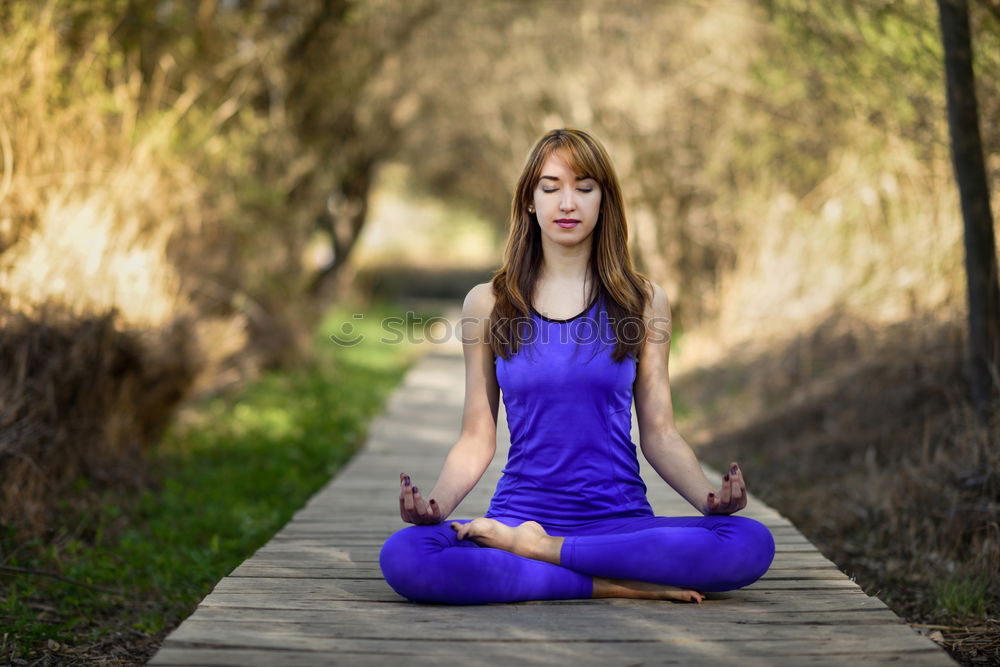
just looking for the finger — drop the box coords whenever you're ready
[706,492,718,513]
[429,499,442,520]
[402,479,415,512]
[403,489,414,513]
[730,469,743,502]
[735,466,748,498]
[728,464,747,509]
[412,487,428,517]
[720,473,732,505]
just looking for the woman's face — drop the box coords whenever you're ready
[531,149,601,248]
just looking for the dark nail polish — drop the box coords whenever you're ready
[404,476,411,486]
[412,486,419,494]
[724,474,729,482]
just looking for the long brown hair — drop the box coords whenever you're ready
[488,128,654,363]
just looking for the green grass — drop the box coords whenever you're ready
[666,324,692,421]
[935,573,989,619]
[0,299,428,663]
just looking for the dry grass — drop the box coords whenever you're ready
[0,5,254,532]
[0,301,199,533]
[684,122,966,365]
[677,310,999,664]
[669,109,999,662]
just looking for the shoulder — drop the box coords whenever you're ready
[463,282,497,320]
[461,282,497,345]
[641,280,670,322]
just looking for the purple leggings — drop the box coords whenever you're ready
[379,514,775,604]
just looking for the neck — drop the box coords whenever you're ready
[539,239,592,284]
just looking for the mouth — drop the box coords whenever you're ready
[555,218,580,228]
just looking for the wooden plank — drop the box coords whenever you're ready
[167,610,926,641]
[239,553,380,565]
[261,535,815,549]
[269,526,814,544]
[149,644,949,667]
[191,594,901,617]
[156,618,943,654]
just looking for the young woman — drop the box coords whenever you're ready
[379,128,775,604]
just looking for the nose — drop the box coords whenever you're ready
[560,188,576,213]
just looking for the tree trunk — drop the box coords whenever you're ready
[936,0,1000,420]
[308,158,375,299]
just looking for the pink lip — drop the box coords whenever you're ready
[555,219,580,228]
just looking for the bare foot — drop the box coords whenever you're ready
[452,518,563,564]
[593,576,704,603]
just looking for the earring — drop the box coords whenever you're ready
[527,205,535,213]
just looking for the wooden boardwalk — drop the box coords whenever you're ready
[149,314,954,666]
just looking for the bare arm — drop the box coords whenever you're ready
[634,283,747,515]
[400,283,500,523]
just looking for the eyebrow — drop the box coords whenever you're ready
[539,174,594,182]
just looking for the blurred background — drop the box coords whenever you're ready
[1,0,998,664]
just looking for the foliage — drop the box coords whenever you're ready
[0,305,199,532]
[0,300,424,665]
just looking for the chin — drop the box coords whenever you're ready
[554,234,593,247]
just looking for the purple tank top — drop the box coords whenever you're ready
[485,292,654,526]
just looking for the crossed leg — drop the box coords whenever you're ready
[451,518,714,602]
[379,514,775,605]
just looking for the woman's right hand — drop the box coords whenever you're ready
[399,472,444,524]
[702,462,748,515]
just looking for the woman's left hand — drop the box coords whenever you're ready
[703,461,748,515]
